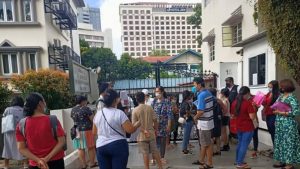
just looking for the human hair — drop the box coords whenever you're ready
[98,82,109,95]
[225,77,234,83]
[24,93,44,117]
[75,95,87,105]
[208,88,217,97]
[103,89,119,107]
[10,96,24,107]
[235,86,250,116]
[182,90,192,101]
[135,92,145,104]
[269,80,280,105]
[193,77,205,87]
[117,102,129,112]
[280,79,295,93]
[220,88,230,98]
[156,86,167,98]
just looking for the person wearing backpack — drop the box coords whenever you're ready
[15,93,65,169]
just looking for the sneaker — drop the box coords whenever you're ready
[250,152,258,159]
[221,144,230,151]
[182,150,190,154]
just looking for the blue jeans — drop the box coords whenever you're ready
[266,115,276,144]
[182,121,193,151]
[236,131,254,165]
[96,139,129,169]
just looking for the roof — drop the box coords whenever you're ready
[164,49,201,63]
[232,31,267,47]
[142,56,172,63]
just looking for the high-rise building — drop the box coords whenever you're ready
[78,7,101,31]
[119,2,201,58]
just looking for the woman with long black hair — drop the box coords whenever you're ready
[231,87,257,169]
[262,80,280,144]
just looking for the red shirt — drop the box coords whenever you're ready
[231,99,255,132]
[16,116,65,166]
[262,92,274,116]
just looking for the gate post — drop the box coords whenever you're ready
[155,61,161,87]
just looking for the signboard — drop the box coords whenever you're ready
[166,7,187,12]
[69,61,91,94]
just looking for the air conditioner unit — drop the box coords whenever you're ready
[53,39,61,48]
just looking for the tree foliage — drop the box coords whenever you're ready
[81,47,118,82]
[11,70,74,110]
[187,4,203,47]
[117,53,153,79]
[0,81,12,114]
[149,49,169,56]
[258,0,300,85]
[79,39,90,55]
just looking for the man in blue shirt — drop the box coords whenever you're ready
[193,77,214,168]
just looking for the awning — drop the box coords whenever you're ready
[0,46,42,52]
[232,31,267,47]
[202,34,215,43]
[222,14,243,26]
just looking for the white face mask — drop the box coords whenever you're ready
[268,88,272,92]
[155,93,161,98]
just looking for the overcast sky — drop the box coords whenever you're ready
[84,0,200,58]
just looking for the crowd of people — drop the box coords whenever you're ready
[1,77,300,169]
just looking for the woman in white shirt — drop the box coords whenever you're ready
[93,89,140,169]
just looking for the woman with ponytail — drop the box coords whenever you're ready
[15,93,66,169]
[231,87,257,169]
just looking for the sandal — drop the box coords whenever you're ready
[273,163,286,168]
[193,160,205,165]
[90,162,98,168]
[236,164,251,169]
[199,164,206,169]
[205,164,214,168]
[281,166,295,169]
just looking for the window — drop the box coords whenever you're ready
[141,16,145,19]
[148,42,151,45]
[155,16,159,20]
[123,16,127,19]
[23,0,32,22]
[123,21,127,24]
[28,53,37,70]
[123,26,127,30]
[182,16,185,20]
[209,41,215,62]
[124,42,128,46]
[146,10,150,14]
[141,21,145,24]
[147,37,151,40]
[122,10,127,14]
[146,16,150,19]
[176,16,180,20]
[129,16,133,19]
[142,42,146,46]
[134,10,138,14]
[135,16,139,19]
[0,0,14,22]
[232,23,242,44]
[129,32,134,35]
[124,47,128,51]
[147,26,151,30]
[124,37,128,40]
[135,21,139,24]
[147,32,151,35]
[147,21,151,24]
[1,53,18,74]
[140,10,145,14]
[136,37,140,40]
[135,26,139,30]
[171,17,174,20]
[160,16,164,20]
[136,32,139,35]
[249,54,266,85]
[128,10,133,14]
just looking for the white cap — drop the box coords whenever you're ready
[142,89,149,95]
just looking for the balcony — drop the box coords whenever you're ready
[44,0,77,30]
[48,45,81,70]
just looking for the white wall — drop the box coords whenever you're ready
[201,0,258,88]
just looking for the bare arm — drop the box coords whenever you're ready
[92,124,97,136]
[122,120,140,134]
[43,136,65,162]
[194,110,204,121]
[18,142,48,169]
[249,112,256,120]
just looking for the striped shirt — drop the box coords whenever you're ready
[196,89,214,130]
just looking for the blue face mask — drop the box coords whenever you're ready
[191,86,197,94]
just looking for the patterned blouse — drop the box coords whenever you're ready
[152,98,173,137]
[71,105,93,131]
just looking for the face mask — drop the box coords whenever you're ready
[191,86,197,93]
[155,93,161,98]
[226,83,231,88]
[268,88,272,92]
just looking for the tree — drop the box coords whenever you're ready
[117,53,153,79]
[149,49,169,56]
[187,4,203,47]
[11,70,74,110]
[81,47,118,82]
[258,0,300,85]
[0,81,12,114]
[80,39,89,55]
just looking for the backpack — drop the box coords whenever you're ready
[19,115,67,151]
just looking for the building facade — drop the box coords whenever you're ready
[119,2,201,58]
[0,0,84,79]
[78,23,113,49]
[77,7,101,31]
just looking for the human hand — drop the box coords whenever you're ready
[37,159,48,169]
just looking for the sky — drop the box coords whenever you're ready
[84,0,200,58]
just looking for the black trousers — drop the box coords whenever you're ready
[29,159,65,169]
